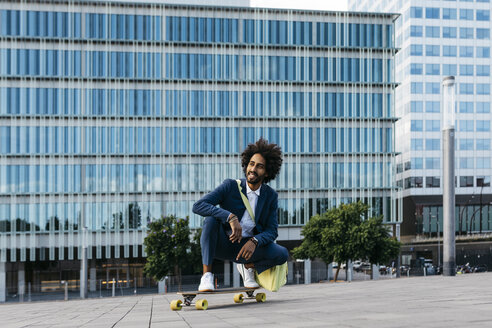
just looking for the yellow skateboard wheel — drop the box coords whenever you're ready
[195,299,208,310]
[233,293,244,303]
[255,293,266,303]
[170,300,182,311]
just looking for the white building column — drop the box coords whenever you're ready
[232,263,240,287]
[18,262,25,302]
[158,279,166,294]
[327,263,334,281]
[304,259,311,284]
[0,262,6,302]
[224,260,230,287]
[347,260,353,282]
[372,264,380,280]
[89,260,96,292]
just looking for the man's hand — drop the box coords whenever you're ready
[236,239,256,261]
[229,218,242,243]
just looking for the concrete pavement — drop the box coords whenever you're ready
[1,273,492,327]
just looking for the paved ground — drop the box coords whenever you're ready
[1,273,492,328]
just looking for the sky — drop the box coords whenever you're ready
[251,0,348,11]
[110,0,349,11]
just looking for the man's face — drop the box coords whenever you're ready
[246,153,267,185]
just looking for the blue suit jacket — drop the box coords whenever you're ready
[192,178,279,247]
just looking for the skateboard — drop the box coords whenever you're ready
[170,287,266,311]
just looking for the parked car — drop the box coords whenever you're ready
[352,261,362,271]
[359,262,371,273]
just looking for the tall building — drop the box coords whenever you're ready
[350,0,492,260]
[0,0,398,301]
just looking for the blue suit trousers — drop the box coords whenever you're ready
[201,216,289,274]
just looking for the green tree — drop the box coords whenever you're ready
[293,202,400,281]
[293,202,367,280]
[143,215,201,290]
[353,216,401,277]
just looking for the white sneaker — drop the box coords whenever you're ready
[237,264,259,288]
[198,272,214,292]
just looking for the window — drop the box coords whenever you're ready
[459,120,474,131]
[443,64,457,76]
[411,138,424,150]
[460,27,474,39]
[411,44,423,55]
[477,139,491,150]
[426,26,440,38]
[410,63,423,74]
[410,7,423,18]
[460,46,473,57]
[459,158,474,169]
[405,177,423,188]
[476,10,490,21]
[476,65,490,76]
[426,177,440,188]
[460,9,473,20]
[460,176,474,187]
[426,64,440,75]
[425,120,440,132]
[411,25,423,37]
[459,138,474,150]
[426,138,440,150]
[411,101,423,112]
[476,102,490,113]
[443,27,457,38]
[476,120,490,132]
[477,47,490,58]
[460,65,473,76]
[411,82,423,94]
[459,102,473,113]
[443,8,457,20]
[411,120,423,131]
[426,45,440,56]
[412,158,423,169]
[426,157,440,169]
[477,158,491,169]
[477,28,490,40]
[477,0,490,3]
[460,83,473,95]
[396,163,403,173]
[426,8,440,19]
[477,176,491,187]
[443,46,457,57]
[477,84,490,95]
[426,101,440,113]
[426,82,440,94]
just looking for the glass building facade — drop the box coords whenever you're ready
[350,0,492,239]
[0,0,399,300]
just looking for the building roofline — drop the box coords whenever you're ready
[6,0,399,20]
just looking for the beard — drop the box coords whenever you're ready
[246,171,262,184]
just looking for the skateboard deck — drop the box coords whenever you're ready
[170,287,266,311]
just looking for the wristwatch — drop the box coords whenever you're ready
[250,236,259,246]
[227,214,238,223]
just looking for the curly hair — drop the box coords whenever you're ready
[241,138,283,184]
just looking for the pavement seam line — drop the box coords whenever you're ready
[148,296,154,328]
[110,296,143,328]
[79,300,130,327]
